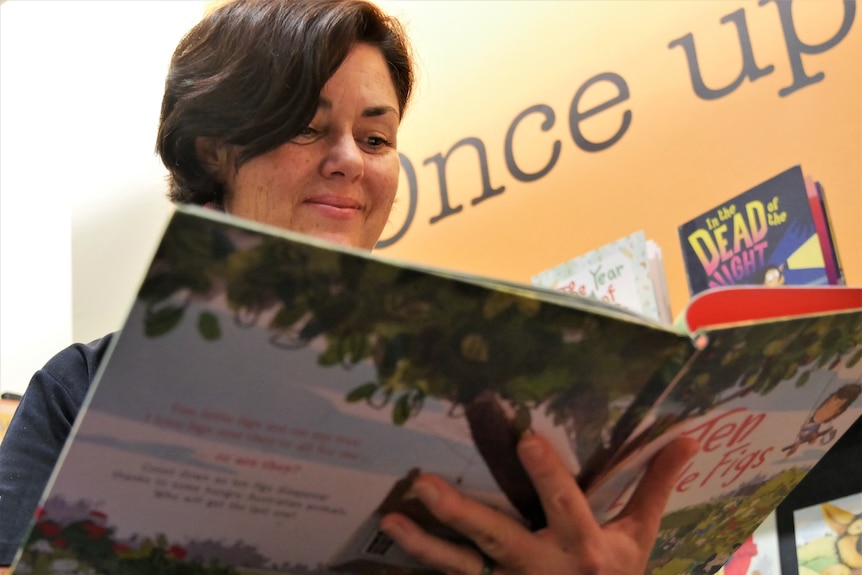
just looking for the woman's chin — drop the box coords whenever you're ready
[303,229,374,251]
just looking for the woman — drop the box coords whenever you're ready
[0,1,696,574]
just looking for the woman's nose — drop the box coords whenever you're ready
[321,133,364,181]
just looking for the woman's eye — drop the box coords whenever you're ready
[293,126,320,142]
[365,136,392,148]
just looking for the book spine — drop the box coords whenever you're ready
[805,177,842,285]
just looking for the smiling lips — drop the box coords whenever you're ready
[304,195,363,219]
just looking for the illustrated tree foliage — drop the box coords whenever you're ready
[21,517,240,575]
[138,216,861,527]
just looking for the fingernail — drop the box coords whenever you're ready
[684,438,700,459]
[518,435,543,463]
[380,514,404,537]
[412,480,439,504]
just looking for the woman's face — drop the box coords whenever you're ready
[223,43,401,250]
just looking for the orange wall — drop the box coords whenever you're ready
[376,0,861,318]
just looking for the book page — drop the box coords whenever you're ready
[16,209,694,575]
[584,312,862,574]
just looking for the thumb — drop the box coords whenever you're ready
[618,437,699,540]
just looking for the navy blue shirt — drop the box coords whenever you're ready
[0,335,112,565]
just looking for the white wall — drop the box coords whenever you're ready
[0,1,208,395]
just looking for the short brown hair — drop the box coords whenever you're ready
[157,0,414,206]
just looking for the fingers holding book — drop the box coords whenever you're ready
[380,434,698,575]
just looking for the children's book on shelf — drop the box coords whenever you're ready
[714,511,781,575]
[792,492,862,575]
[678,165,844,297]
[11,205,862,575]
[530,230,672,324]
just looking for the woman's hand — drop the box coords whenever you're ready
[380,434,698,575]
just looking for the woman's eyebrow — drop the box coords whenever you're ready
[363,105,398,118]
[317,97,397,118]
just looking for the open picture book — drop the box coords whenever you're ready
[12,206,862,575]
